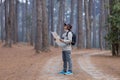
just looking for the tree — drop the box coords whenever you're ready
[25,0,31,42]
[50,0,54,46]
[99,0,105,50]
[41,0,50,51]
[12,0,18,44]
[35,0,42,53]
[30,0,36,46]
[84,0,91,48]
[88,0,93,48]
[105,0,120,56]
[70,0,74,25]
[57,0,65,36]
[92,0,97,48]
[22,0,25,42]
[26,0,29,42]
[0,0,4,42]
[4,0,9,46]
[77,0,84,49]
[4,0,14,47]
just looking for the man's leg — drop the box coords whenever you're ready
[66,50,72,72]
[62,51,67,72]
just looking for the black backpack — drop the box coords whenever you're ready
[66,31,76,45]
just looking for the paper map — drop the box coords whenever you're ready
[51,32,66,47]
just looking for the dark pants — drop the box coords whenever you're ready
[62,50,72,72]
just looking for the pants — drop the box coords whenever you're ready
[62,50,72,72]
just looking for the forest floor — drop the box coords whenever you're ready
[0,43,120,80]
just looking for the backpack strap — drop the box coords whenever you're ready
[66,31,71,37]
[66,31,72,45]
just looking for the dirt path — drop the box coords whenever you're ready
[36,53,92,80]
[78,51,119,80]
[35,50,119,80]
[0,45,120,80]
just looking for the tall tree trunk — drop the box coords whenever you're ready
[50,0,54,46]
[4,0,9,45]
[41,0,49,51]
[35,0,42,53]
[12,0,18,44]
[60,0,65,36]
[93,0,96,48]
[70,0,74,25]
[57,0,65,36]
[0,0,3,41]
[57,0,65,37]
[26,0,28,42]
[22,0,25,42]
[77,0,83,49]
[104,0,110,49]
[99,0,105,50]
[57,1,61,35]
[4,0,14,47]
[30,0,36,46]
[48,0,51,45]
[9,0,14,47]
[84,0,91,49]
[89,0,93,48]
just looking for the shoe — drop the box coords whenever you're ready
[64,71,73,75]
[58,70,66,74]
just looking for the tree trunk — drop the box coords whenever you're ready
[25,0,30,42]
[12,0,18,44]
[4,0,9,45]
[99,0,105,50]
[77,0,83,49]
[41,0,50,51]
[61,0,65,36]
[57,0,65,38]
[4,0,14,47]
[84,0,91,49]
[89,0,93,48]
[0,0,4,42]
[104,0,110,49]
[93,0,96,48]
[57,0,62,35]
[70,0,74,25]
[50,0,54,46]
[35,0,42,53]
[22,0,25,42]
[30,0,36,46]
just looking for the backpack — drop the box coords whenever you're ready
[66,31,76,45]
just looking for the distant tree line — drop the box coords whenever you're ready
[0,0,119,55]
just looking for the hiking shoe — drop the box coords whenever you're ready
[64,71,73,75]
[58,70,66,74]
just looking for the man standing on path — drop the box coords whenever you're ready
[58,23,73,75]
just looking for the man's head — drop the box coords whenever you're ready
[67,24,72,31]
[64,23,72,31]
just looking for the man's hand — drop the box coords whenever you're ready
[59,39,64,42]
[54,38,56,41]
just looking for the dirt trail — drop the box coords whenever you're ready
[36,50,119,80]
[36,55,92,80]
[0,45,120,80]
[78,51,119,80]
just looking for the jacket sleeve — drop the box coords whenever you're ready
[63,32,72,44]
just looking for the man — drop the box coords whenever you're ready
[59,23,73,75]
